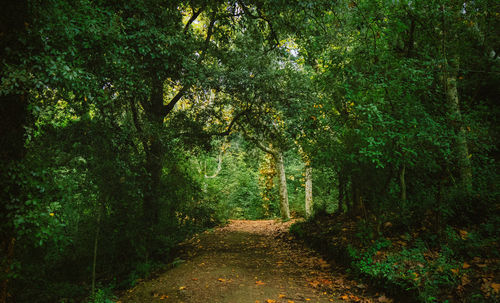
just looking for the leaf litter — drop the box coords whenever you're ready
[118,220,389,302]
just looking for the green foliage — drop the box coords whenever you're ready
[87,287,116,303]
[1,0,498,302]
[348,240,458,302]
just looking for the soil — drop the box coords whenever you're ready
[117,220,385,303]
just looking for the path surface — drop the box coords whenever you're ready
[118,220,383,303]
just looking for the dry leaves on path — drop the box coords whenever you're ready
[118,220,387,303]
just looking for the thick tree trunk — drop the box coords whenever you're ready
[274,151,290,220]
[446,71,473,192]
[143,140,162,227]
[138,78,166,260]
[304,162,313,218]
[1,3,28,300]
[441,4,473,192]
[143,78,165,228]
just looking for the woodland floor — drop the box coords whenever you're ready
[117,220,391,303]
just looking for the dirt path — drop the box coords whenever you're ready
[117,220,383,303]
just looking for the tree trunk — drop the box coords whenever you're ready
[400,162,407,202]
[139,77,166,259]
[350,176,362,216]
[143,140,162,227]
[0,237,15,303]
[143,77,165,229]
[274,151,290,220]
[1,3,29,300]
[304,162,313,218]
[249,137,290,220]
[446,69,473,192]
[337,169,345,214]
[441,4,473,192]
[91,202,102,297]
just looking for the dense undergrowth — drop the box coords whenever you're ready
[291,208,500,303]
[2,1,498,303]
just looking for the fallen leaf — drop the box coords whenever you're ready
[492,283,500,293]
[459,229,468,240]
[378,295,393,303]
[255,280,266,285]
[265,300,276,303]
[179,286,186,290]
[462,262,471,269]
[160,295,168,300]
[218,278,226,282]
[341,295,349,300]
[279,294,286,298]
[461,275,470,286]
[451,268,459,275]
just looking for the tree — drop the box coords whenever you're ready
[1,2,30,300]
[250,137,291,220]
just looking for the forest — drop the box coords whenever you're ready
[1,1,498,302]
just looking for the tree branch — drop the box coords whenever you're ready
[212,108,250,136]
[204,151,223,178]
[241,127,277,156]
[163,12,217,117]
[129,99,149,152]
[238,0,279,51]
[183,6,204,34]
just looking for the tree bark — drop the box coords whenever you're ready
[446,69,473,192]
[143,140,162,227]
[91,202,102,298]
[143,78,165,228]
[304,162,313,218]
[400,162,407,202]
[0,237,15,303]
[274,151,290,220]
[337,169,345,214]
[350,175,362,216]
[1,3,28,301]
[248,135,290,220]
[440,4,473,192]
